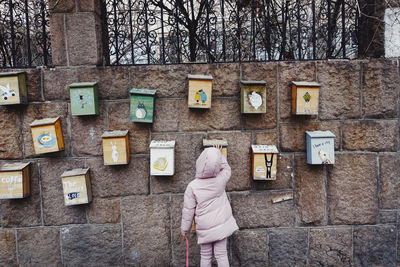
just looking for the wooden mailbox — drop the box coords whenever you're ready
[0,162,30,199]
[102,130,130,165]
[187,74,213,109]
[306,130,335,165]
[129,88,157,123]
[251,145,279,180]
[30,117,64,154]
[61,168,92,206]
[291,81,320,115]
[0,72,27,105]
[150,140,175,176]
[69,82,99,116]
[241,80,267,113]
[203,139,228,158]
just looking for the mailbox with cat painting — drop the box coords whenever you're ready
[0,72,27,105]
[251,145,279,180]
[102,130,130,165]
[187,74,213,109]
[0,162,30,199]
[150,140,175,176]
[306,130,335,165]
[291,81,320,115]
[61,168,92,206]
[203,139,228,158]
[30,117,64,154]
[129,88,157,123]
[69,82,99,116]
[241,80,267,113]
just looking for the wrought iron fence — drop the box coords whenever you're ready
[0,0,51,68]
[106,0,360,65]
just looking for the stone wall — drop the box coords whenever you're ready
[0,58,399,266]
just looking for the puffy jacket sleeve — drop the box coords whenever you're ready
[217,153,231,186]
[181,185,196,233]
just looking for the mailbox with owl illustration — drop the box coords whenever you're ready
[251,145,279,180]
[102,130,130,165]
[69,82,99,116]
[61,168,92,206]
[241,80,267,113]
[187,74,213,109]
[291,81,320,115]
[0,72,27,105]
[0,162,30,199]
[30,117,64,154]
[129,88,157,123]
[150,140,175,176]
[203,139,228,158]
[306,130,335,165]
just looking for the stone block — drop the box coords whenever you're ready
[2,162,41,227]
[76,0,102,14]
[353,225,396,267]
[17,228,62,266]
[254,131,278,146]
[108,101,150,154]
[0,106,22,159]
[379,153,400,209]
[49,14,67,66]
[43,67,77,100]
[48,0,75,13]
[328,153,378,225]
[61,224,122,266]
[40,159,87,225]
[77,67,130,99]
[342,120,398,151]
[121,195,171,266]
[23,102,70,158]
[208,132,252,191]
[87,155,149,197]
[152,98,182,132]
[252,153,293,191]
[279,121,340,152]
[317,60,362,120]
[70,102,107,156]
[362,59,400,118]
[268,228,308,267]
[171,195,200,266]
[88,198,121,224]
[129,64,191,98]
[231,230,268,267]
[295,155,326,226]
[308,227,352,267]
[151,133,205,194]
[230,192,294,228]
[278,61,316,121]
[181,98,241,131]
[191,63,240,96]
[0,229,17,266]
[380,210,397,224]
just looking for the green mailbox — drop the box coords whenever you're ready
[69,82,99,116]
[129,88,157,123]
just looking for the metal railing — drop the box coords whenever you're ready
[106,0,360,65]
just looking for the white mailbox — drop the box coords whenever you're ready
[306,130,335,165]
[150,140,176,176]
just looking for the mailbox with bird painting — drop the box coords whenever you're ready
[241,80,267,113]
[61,168,92,206]
[129,88,157,123]
[0,72,27,105]
[187,74,213,109]
[150,140,175,176]
[30,117,64,154]
[0,162,30,199]
[306,130,335,165]
[102,130,130,165]
[291,81,321,115]
[203,139,228,158]
[251,145,279,180]
[69,82,99,116]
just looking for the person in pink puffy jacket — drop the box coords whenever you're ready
[181,145,239,267]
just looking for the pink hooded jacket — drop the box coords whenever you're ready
[181,147,239,244]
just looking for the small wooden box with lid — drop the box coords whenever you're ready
[129,88,157,123]
[0,162,30,199]
[69,82,99,116]
[251,145,279,180]
[30,117,64,154]
[61,168,92,206]
[291,81,321,115]
[102,130,130,165]
[0,72,27,105]
[241,80,267,113]
[150,140,176,176]
[187,74,213,109]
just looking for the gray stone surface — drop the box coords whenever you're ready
[0,106,22,159]
[254,131,278,146]
[380,210,397,224]
[379,152,400,209]
[49,14,68,66]
[0,229,17,266]
[231,229,268,267]
[152,98,182,132]
[43,67,77,100]
[61,224,122,266]
[88,198,121,224]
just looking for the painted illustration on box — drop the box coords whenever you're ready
[188,77,212,109]
[248,91,262,110]
[296,87,318,114]
[241,82,267,113]
[62,177,88,205]
[0,172,23,199]
[110,141,119,163]
[253,154,277,179]
[153,157,168,171]
[37,133,56,149]
[195,89,207,105]
[318,149,333,164]
[130,95,154,122]
[150,140,175,176]
[0,80,19,104]
[303,91,311,113]
[71,89,95,113]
